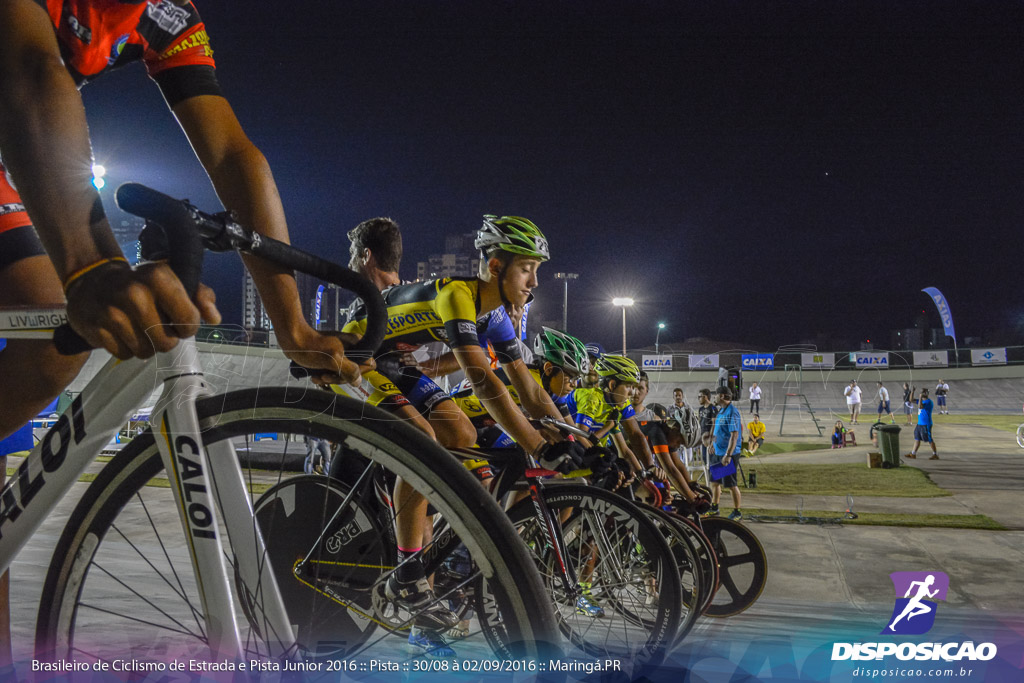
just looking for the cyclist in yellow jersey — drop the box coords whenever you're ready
[568,356,698,501]
[339,215,580,647]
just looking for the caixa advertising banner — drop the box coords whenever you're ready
[688,353,719,369]
[971,348,1007,366]
[855,351,890,368]
[741,354,774,370]
[641,354,673,370]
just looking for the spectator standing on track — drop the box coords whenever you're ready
[905,388,939,460]
[902,383,914,425]
[748,381,762,414]
[631,372,660,424]
[303,436,332,475]
[876,381,895,423]
[935,380,950,414]
[709,386,742,520]
[669,387,697,467]
[844,380,863,424]
[697,388,717,465]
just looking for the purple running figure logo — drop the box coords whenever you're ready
[881,571,949,635]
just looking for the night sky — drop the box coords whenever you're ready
[81,0,1024,352]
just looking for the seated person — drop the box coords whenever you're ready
[831,420,846,448]
[746,413,766,455]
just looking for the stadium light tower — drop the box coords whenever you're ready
[611,297,635,355]
[554,272,578,331]
[655,321,666,354]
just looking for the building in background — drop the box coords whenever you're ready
[416,232,480,280]
[242,271,272,333]
[112,216,144,263]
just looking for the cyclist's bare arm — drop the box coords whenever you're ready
[402,349,461,378]
[172,96,358,384]
[589,418,616,442]
[0,0,218,358]
[621,417,654,467]
[611,430,644,474]
[0,0,116,281]
[453,344,545,455]
[503,358,563,423]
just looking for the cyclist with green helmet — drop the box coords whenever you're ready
[341,215,579,652]
[450,326,595,447]
[568,354,686,477]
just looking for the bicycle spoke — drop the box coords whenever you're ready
[77,600,204,640]
[98,531,206,639]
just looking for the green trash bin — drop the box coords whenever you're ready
[877,424,901,468]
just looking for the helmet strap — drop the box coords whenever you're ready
[496,258,513,314]
[540,362,556,394]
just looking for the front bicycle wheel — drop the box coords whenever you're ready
[1016,423,1024,448]
[700,516,768,617]
[506,483,681,672]
[35,388,559,664]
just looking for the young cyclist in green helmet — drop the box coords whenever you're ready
[451,326,593,444]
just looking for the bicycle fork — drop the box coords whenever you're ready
[525,478,579,596]
[152,340,297,661]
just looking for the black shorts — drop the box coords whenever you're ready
[713,472,738,487]
[375,355,449,416]
[0,224,46,270]
[914,425,933,442]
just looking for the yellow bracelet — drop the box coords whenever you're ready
[62,256,129,292]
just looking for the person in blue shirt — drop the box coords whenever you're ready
[709,385,743,519]
[905,388,939,460]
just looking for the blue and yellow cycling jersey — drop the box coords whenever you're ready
[451,366,570,426]
[450,366,571,450]
[565,387,636,445]
[342,277,521,361]
[338,277,521,414]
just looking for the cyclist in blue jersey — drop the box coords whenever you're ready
[905,388,939,460]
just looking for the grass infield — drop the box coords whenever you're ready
[738,462,950,497]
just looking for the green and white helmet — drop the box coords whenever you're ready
[595,354,641,384]
[533,327,590,376]
[476,215,550,261]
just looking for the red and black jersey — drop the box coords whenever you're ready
[0,1,223,240]
[35,0,221,104]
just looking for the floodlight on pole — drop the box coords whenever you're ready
[611,297,635,355]
[554,272,579,331]
[656,321,666,354]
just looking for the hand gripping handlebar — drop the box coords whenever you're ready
[54,182,387,361]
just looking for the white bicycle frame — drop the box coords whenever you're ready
[0,306,296,660]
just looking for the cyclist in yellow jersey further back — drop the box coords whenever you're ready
[567,355,698,502]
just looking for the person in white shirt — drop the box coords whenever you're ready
[876,381,895,423]
[844,379,863,424]
[935,380,950,415]
[749,382,762,414]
